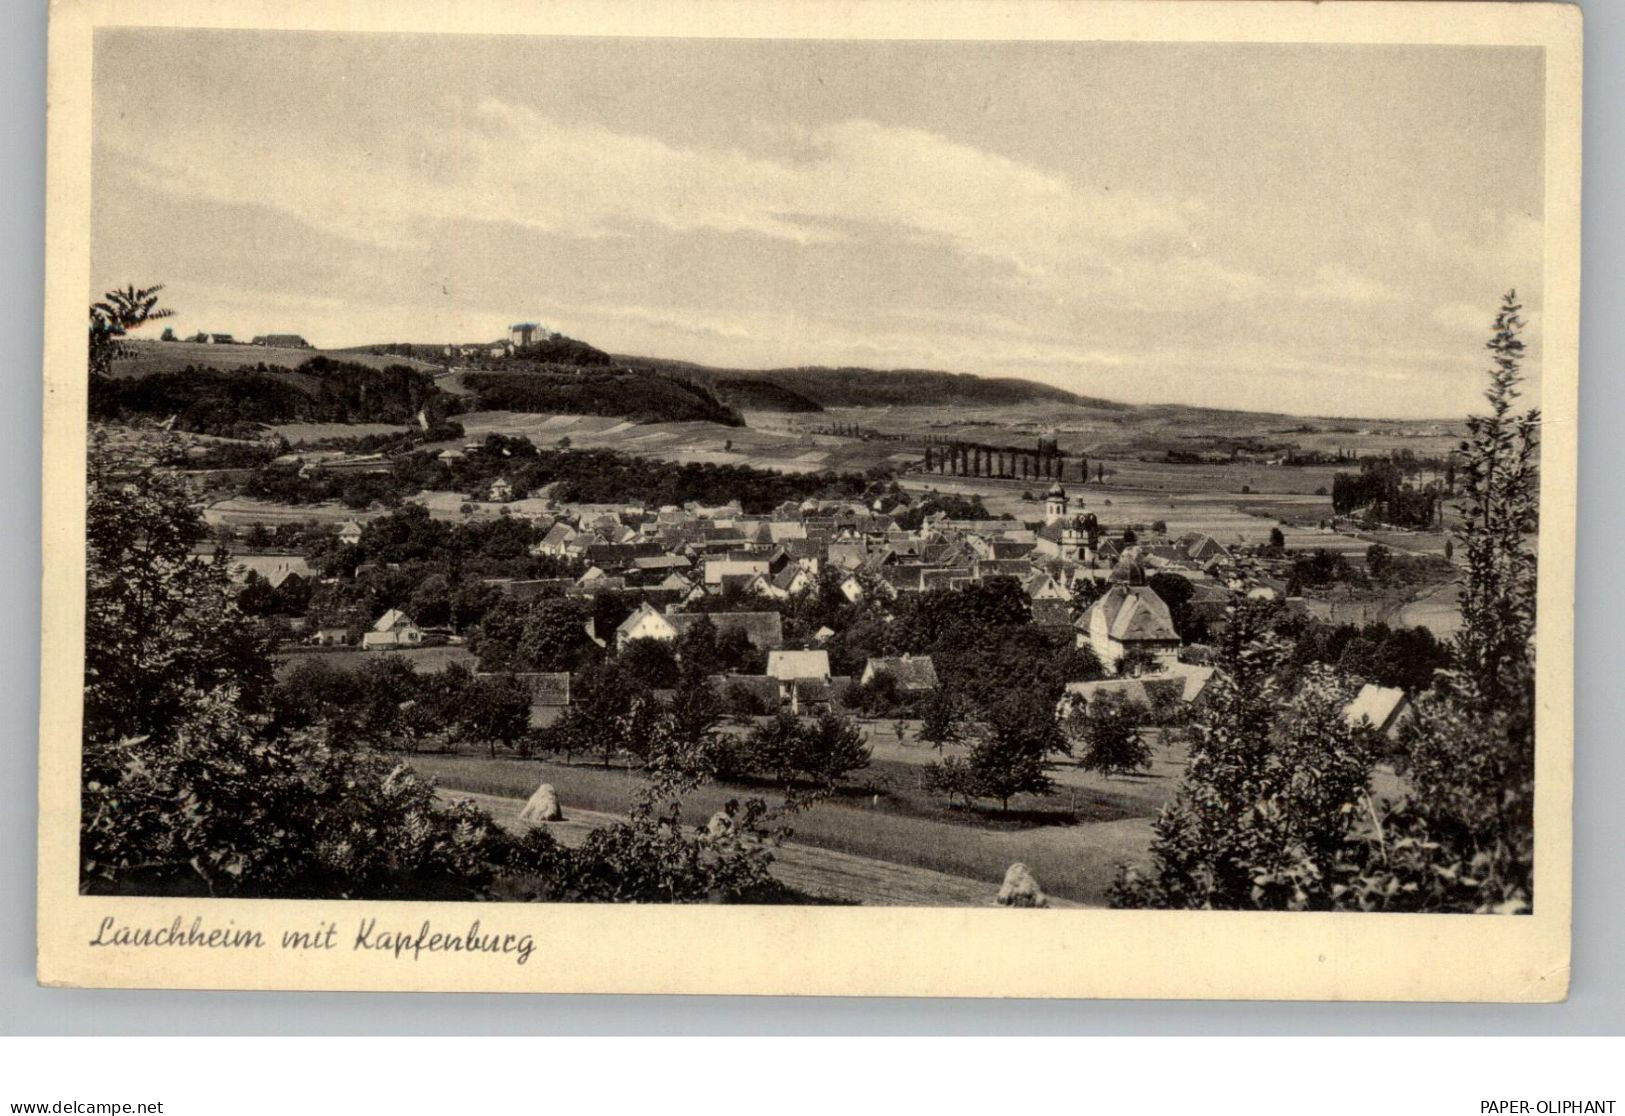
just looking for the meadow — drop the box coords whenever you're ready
[405,735,1189,906]
[117,339,442,376]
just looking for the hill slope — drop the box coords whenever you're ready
[617,355,1124,410]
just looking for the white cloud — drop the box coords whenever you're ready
[94,80,1545,419]
[104,100,1201,287]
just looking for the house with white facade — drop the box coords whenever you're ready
[1078,585,1181,669]
[362,608,424,649]
[615,602,679,649]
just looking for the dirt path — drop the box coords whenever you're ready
[444,789,1082,908]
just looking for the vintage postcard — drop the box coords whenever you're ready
[38,0,1580,998]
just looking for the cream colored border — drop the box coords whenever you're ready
[38,0,1580,999]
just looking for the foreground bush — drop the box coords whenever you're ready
[80,439,779,902]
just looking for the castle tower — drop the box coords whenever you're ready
[509,322,538,349]
[1044,480,1068,525]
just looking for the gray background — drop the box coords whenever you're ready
[2,0,1617,1035]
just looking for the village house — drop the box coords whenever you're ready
[488,477,514,503]
[704,558,771,586]
[615,602,678,649]
[1079,584,1182,669]
[1061,662,1214,718]
[1024,570,1071,601]
[767,649,833,713]
[1344,684,1413,739]
[228,554,312,588]
[362,608,424,650]
[716,571,773,597]
[533,522,578,556]
[770,564,813,598]
[337,521,363,546]
[859,655,940,694]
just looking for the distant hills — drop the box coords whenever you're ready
[616,355,1126,412]
[122,317,1449,447]
[337,334,614,368]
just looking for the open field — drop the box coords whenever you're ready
[449,409,910,474]
[766,402,1460,457]
[1394,582,1467,638]
[116,339,443,376]
[411,740,1412,906]
[447,791,1040,907]
[407,749,1175,905]
[900,474,1370,552]
[202,496,383,529]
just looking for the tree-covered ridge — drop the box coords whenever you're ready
[460,368,743,426]
[89,357,444,434]
[244,434,874,513]
[619,357,1126,410]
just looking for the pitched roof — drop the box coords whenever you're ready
[991,540,1037,560]
[632,553,691,570]
[718,572,768,594]
[920,568,971,591]
[669,610,784,649]
[1345,684,1410,732]
[371,608,416,633]
[780,537,826,560]
[976,559,1037,580]
[230,554,312,584]
[1063,675,1188,710]
[862,655,940,691]
[704,558,771,584]
[1089,585,1180,643]
[616,601,673,637]
[767,649,831,680]
[772,565,809,592]
[586,542,665,568]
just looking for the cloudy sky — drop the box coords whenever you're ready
[91,31,1544,418]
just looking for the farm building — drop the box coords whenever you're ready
[1062,664,1213,716]
[859,655,940,693]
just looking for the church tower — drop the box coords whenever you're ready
[1044,480,1068,525]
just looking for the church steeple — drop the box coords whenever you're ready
[1044,480,1068,525]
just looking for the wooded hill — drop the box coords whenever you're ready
[617,355,1126,411]
[89,357,444,436]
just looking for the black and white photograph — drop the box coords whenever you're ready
[37,0,1580,998]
